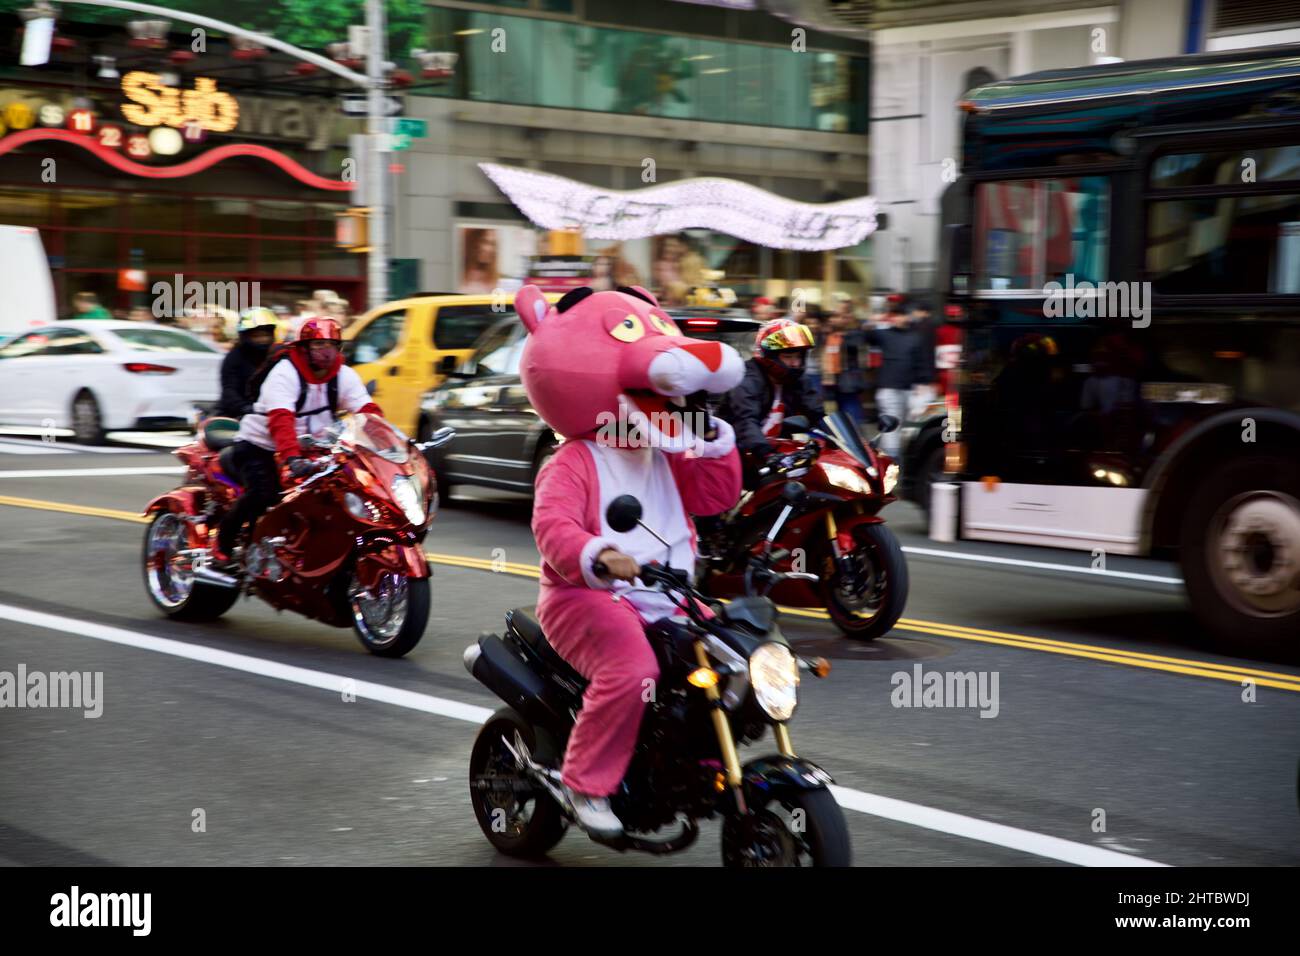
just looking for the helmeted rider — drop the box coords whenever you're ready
[719,318,824,481]
[216,307,279,419]
[211,316,383,569]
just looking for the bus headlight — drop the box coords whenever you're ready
[749,642,799,721]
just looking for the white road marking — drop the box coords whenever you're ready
[0,600,1168,867]
[0,466,185,479]
[0,436,153,455]
[0,441,71,456]
[901,545,1183,586]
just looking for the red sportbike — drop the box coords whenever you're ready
[142,413,454,657]
[697,410,909,640]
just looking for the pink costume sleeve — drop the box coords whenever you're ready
[531,442,621,590]
[666,417,742,517]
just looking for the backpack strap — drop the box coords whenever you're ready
[294,365,341,418]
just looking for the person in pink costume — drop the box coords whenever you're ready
[517,282,744,837]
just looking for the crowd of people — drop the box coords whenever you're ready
[745,292,939,458]
[68,289,357,351]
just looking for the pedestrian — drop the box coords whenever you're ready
[71,292,113,320]
[750,296,775,325]
[820,298,869,428]
[863,296,934,459]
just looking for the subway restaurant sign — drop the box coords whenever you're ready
[120,71,239,133]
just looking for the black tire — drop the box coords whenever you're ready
[824,522,909,640]
[71,390,106,445]
[1180,456,1300,662]
[141,511,239,621]
[469,708,568,858]
[913,442,946,516]
[722,787,851,867]
[351,574,429,658]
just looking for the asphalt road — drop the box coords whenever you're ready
[1,433,1297,867]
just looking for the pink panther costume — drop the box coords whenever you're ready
[518,283,744,797]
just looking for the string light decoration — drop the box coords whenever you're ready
[478,162,878,251]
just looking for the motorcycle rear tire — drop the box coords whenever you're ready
[141,511,239,622]
[469,708,568,858]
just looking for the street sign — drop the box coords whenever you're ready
[339,93,403,117]
[392,118,427,138]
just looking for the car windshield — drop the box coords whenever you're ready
[343,413,409,464]
[113,327,217,352]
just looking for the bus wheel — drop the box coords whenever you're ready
[1181,456,1300,662]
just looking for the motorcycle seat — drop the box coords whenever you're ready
[506,607,587,690]
[218,445,242,483]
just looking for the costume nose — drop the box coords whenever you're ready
[678,340,722,372]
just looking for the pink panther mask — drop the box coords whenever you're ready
[515,284,744,450]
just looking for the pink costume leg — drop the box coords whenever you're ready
[536,588,658,797]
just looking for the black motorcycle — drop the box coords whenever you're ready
[465,494,852,866]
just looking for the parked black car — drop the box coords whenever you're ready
[416,308,760,500]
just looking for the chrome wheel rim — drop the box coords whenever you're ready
[350,572,409,644]
[145,513,193,608]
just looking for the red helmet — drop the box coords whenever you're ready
[298,316,342,343]
[754,318,814,382]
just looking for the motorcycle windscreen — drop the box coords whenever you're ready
[344,413,410,464]
[819,410,874,471]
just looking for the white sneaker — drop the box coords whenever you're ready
[564,785,624,838]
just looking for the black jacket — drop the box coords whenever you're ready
[216,344,269,419]
[720,358,826,454]
[863,324,934,390]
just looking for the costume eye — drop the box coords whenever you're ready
[649,312,679,336]
[609,313,646,342]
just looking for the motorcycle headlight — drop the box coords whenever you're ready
[822,462,874,496]
[749,642,799,721]
[344,491,384,523]
[884,463,900,495]
[390,475,425,526]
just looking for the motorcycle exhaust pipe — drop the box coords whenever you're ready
[193,566,240,589]
[470,634,567,730]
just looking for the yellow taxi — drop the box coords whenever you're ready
[342,292,560,437]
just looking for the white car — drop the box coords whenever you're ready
[0,321,223,444]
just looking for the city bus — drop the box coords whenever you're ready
[934,45,1300,660]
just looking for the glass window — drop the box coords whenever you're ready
[1146,193,1300,294]
[194,198,254,234]
[0,188,51,227]
[129,193,187,232]
[59,191,121,231]
[0,330,56,358]
[196,235,250,271]
[473,323,524,376]
[1150,145,1300,188]
[258,201,317,237]
[258,240,307,275]
[434,305,506,350]
[975,177,1108,289]
[113,327,216,352]
[350,309,406,363]
[63,230,121,269]
[129,234,189,273]
[42,328,105,356]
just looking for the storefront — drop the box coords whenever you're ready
[0,68,362,314]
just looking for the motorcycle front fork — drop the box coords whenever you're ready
[694,640,798,817]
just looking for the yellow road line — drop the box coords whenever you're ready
[4,492,1299,692]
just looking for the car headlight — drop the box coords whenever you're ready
[390,475,425,526]
[884,463,900,495]
[822,462,874,496]
[749,642,799,721]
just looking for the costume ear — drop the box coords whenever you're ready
[515,285,550,333]
[617,285,660,307]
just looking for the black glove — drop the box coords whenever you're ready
[287,457,317,478]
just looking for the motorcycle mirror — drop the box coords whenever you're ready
[781,415,810,434]
[606,495,643,534]
[365,379,378,396]
[877,413,901,434]
[782,481,807,505]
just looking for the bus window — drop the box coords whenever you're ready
[974,177,1108,291]
[1147,193,1300,295]
[1150,144,1300,188]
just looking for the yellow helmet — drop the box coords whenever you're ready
[237,307,278,335]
